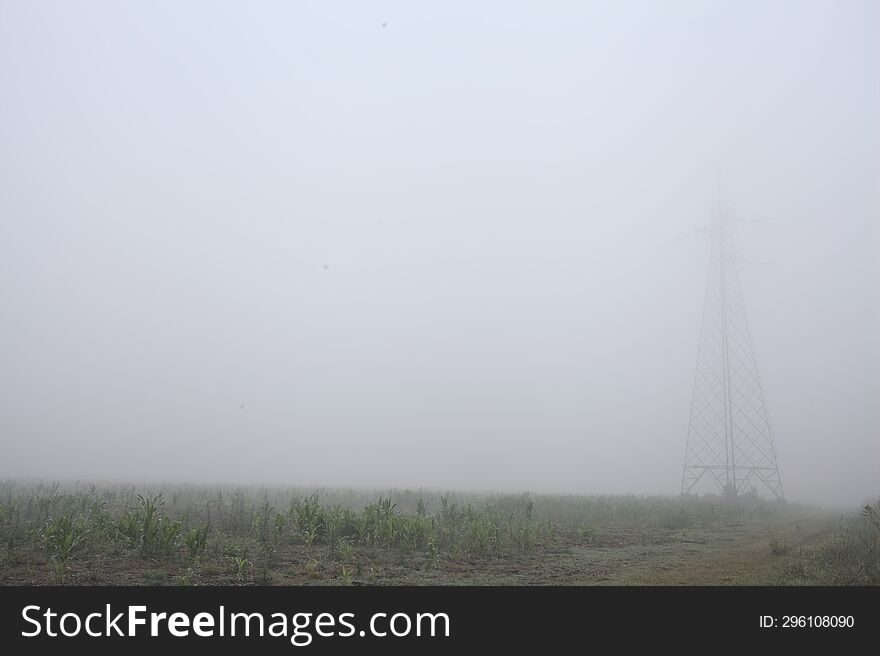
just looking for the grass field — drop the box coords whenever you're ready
[0,482,876,585]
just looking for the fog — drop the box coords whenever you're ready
[1,1,877,506]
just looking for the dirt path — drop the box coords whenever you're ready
[604,515,831,585]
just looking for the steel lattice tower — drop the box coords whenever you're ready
[681,202,784,500]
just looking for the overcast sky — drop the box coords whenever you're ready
[1,1,877,506]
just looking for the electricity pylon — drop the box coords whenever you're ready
[681,200,784,500]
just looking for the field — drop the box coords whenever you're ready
[0,482,877,586]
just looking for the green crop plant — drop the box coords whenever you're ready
[114,494,180,559]
[325,505,357,546]
[183,524,209,562]
[439,495,457,525]
[466,518,493,556]
[336,538,355,562]
[426,536,439,568]
[0,499,23,552]
[85,499,114,545]
[253,504,277,548]
[175,568,195,586]
[510,518,537,554]
[252,503,279,580]
[292,494,325,545]
[157,516,181,558]
[374,497,402,547]
[400,515,433,550]
[303,523,320,547]
[116,511,140,551]
[40,515,88,583]
[135,494,161,557]
[234,554,250,581]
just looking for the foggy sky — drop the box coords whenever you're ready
[1,1,877,506]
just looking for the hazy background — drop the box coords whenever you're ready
[1,1,877,506]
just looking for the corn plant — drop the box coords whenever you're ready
[0,499,23,552]
[41,515,88,583]
[176,568,195,586]
[135,494,161,557]
[115,494,179,559]
[510,518,536,554]
[400,515,432,550]
[426,536,439,568]
[325,505,357,546]
[234,555,250,581]
[336,538,355,562]
[183,524,209,562]
[466,519,493,556]
[157,516,181,558]
[252,504,276,547]
[303,523,320,547]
